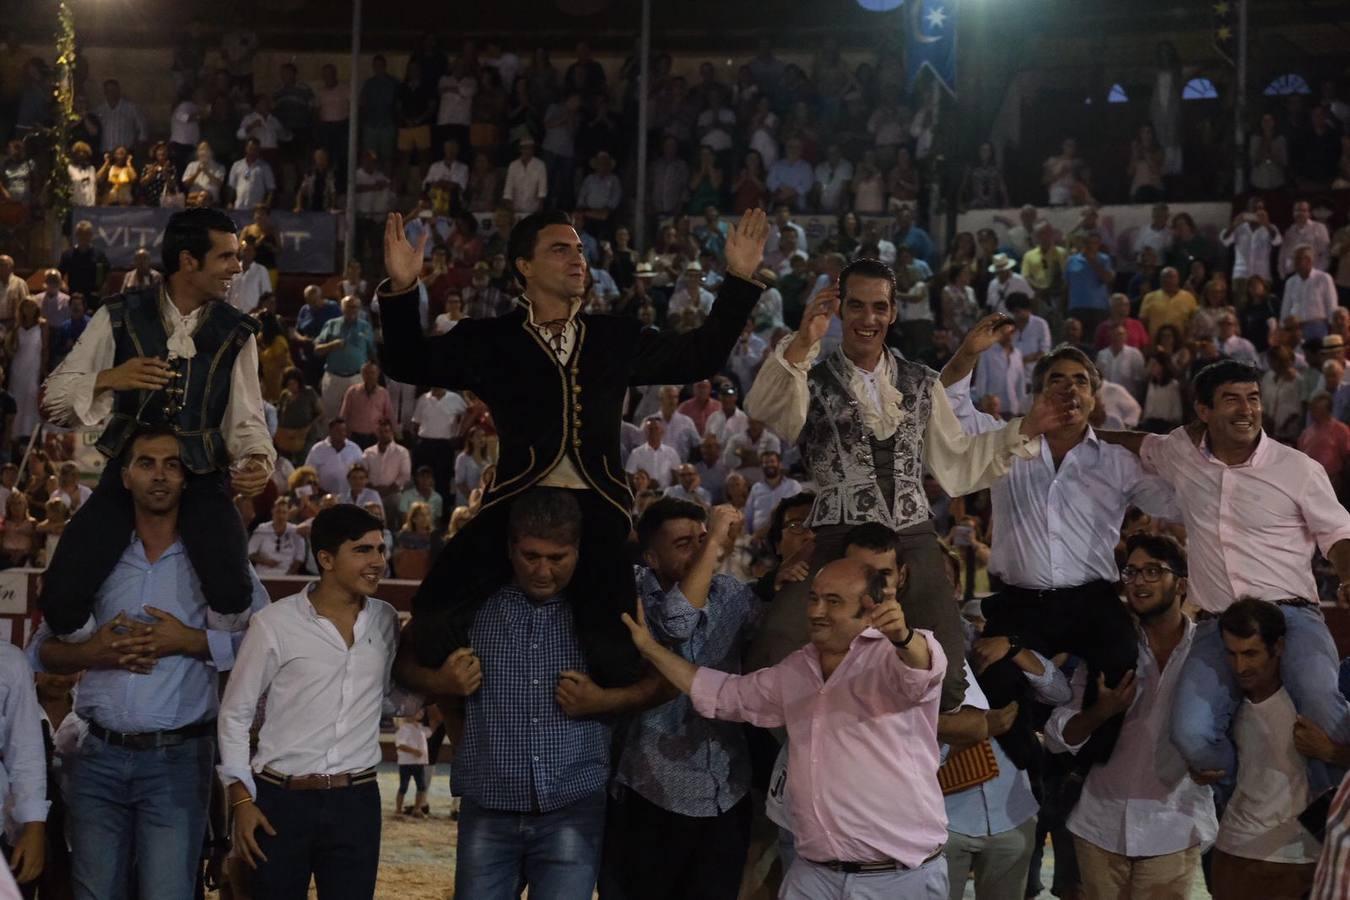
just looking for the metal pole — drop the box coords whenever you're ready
[633,0,652,250]
[928,76,941,239]
[344,0,362,270]
[1234,0,1248,195]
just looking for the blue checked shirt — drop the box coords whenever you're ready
[452,585,610,813]
[615,568,759,817]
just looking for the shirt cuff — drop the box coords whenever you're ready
[56,616,97,644]
[1139,432,1166,476]
[1043,708,1089,755]
[11,796,50,825]
[72,377,113,427]
[216,764,259,800]
[374,277,420,299]
[1023,651,1070,704]
[771,332,817,375]
[689,667,725,719]
[205,629,237,672]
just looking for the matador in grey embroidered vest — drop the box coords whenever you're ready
[799,347,936,531]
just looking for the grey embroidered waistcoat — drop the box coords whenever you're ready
[799,348,935,530]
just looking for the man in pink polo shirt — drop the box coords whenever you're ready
[622,556,949,898]
[1105,359,1350,797]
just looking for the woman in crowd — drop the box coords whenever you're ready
[1128,123,1166,201]
[960,141,1009,210]
[254,312,291,405]
[1188,275,1233,342]
[1,491,37,568]
[453,427,493,508]
[286,466,323,524]
[732,149,768,214]
[687,146,724,216]
[139,141,180,206]
[6,297,47,449]
[1249,111,1288,191]
[393,501,437,579]
[36,495,70,569]
[887,145,920,207]
[97,146,138,206]
[941,265,981,343]
[275,368,324,465]
[834,211,862,259]
[1141,351,1184,433]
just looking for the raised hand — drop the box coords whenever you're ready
[866,597,910,645]
[384,212,429,293]
[724,208,770,281]
[621,597,659,658]
[1020,389,1080,438]
[706,504,744,552]
[958,313,1015,359]
[788,286,840,362]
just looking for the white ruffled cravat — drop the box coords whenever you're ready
[842,350,906,440]
[161,291,201,360]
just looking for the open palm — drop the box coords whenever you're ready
[384,212,428,292]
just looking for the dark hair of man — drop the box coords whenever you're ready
[767,491,815,555]
[1218,596,1287,651]
[310,504,385,560]
[507,488,582,547]
[842,522,898,557]
[1193,360,1262,408]
[120,423,181,468]
[839,258,896,306]
[507,209,574,283]
[1004,292,1032,312]
[1031,344,1103,395]
[161,207,238,276]
[636,497,707,553]
[1124,532,1187,578]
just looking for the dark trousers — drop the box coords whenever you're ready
[408,489,642,687]
[350,431,376,450]
[315,120,349,191]
[40,464,253,634]
[412,437,456,517]
[978,580,1136,769]
[250,779,381,900]
[600,787,751,900]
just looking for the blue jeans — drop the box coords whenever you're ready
[1171,606,1350,795]
[68,732,214,900]
[455,791,606,900]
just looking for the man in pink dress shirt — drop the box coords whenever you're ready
[622,557,949,898]
[1105,359,1350,798]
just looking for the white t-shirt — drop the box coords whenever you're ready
[394,722,430,765]
[1216,688,1320,864]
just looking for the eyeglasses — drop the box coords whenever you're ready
[1120,564,1177,584]
[784,521,812,533]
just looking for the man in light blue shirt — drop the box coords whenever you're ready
[767,138,815,212]
[0,641,48,888]
[1065,232,1115,342]
[226,138,276,210]
[315,296,379,421]
[29,428,268,900]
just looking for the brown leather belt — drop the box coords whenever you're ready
[258,767,378,791]
[810,848,943,874]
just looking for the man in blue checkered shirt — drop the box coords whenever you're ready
[426,488,669,900]
[603,498,760,899]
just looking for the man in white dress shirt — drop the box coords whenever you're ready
[744,451,801,536]
[627,417,683,487]
[304,418,365,496]
[221,504,418,897]
[1045,535,1216,899]
[1221,198,1281,302]
[226,239,272,313]
[1217,311,1260,368]
[411,386,467,503]
[704,384,749,446]
[1280,200,1331,277]
[944,341,1178,769]
[972,329,1026,417]
[1095,324,1148,399]
[653,386,701,461]
[501,137,548,215]
[1282,245,1340,342]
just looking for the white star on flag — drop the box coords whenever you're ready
[924,5,947,29]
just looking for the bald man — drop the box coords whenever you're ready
[626,557,950,898]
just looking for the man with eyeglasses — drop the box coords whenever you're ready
[248,495,305,576]
[942,342,1179,771]
[1100,358,1350,805]
[1045,534,1216,899]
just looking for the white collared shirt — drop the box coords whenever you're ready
[947,376,1179,589]
[411,390,467,440]
[1045,619,1218,857]
[41,296,275,467]
[217,588,417,798]
[247,521,306,576]
[1222,221,1282,280]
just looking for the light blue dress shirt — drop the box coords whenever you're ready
[29,537,269,734]
[0,642,49,828]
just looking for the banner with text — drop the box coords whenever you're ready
[73,207,339,273]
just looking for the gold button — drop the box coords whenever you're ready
[574,402,583,412]
[573,385,583,395]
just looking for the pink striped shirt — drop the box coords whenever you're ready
[1140,427,1350,613]
[1313,772,1350,899]
[690,628,947,867]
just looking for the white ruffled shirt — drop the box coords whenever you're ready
[42,291,275,469]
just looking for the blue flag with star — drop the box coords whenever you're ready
[906,0,957,96]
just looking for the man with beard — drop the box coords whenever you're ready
[39,207,274,636]
[744,258,1069,710]
[1100,360,1350,803]
[942,341,1179,769]
[1045,535,1216,899]
[379,208,768,690]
